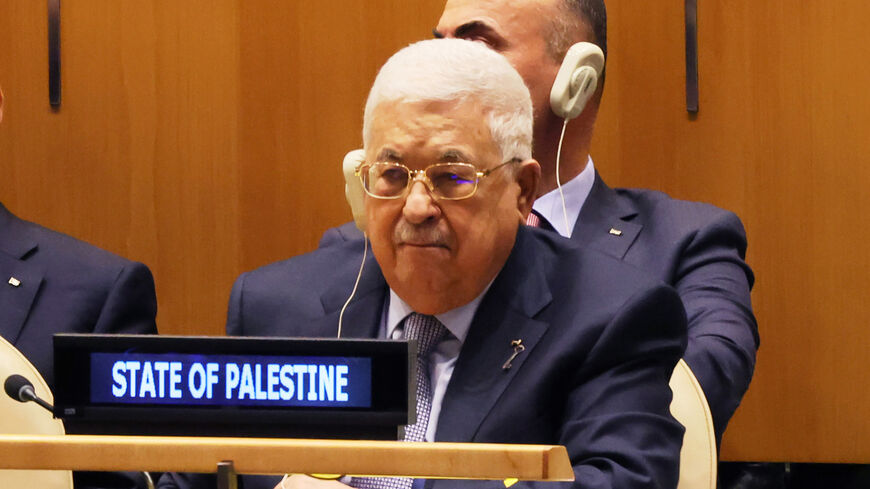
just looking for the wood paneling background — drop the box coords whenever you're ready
[596,1,870,462]
[0,0,445,334]
[1,0,869,463]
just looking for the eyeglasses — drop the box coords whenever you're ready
[356,160,518,200]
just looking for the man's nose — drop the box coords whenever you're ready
[403,180,441,224]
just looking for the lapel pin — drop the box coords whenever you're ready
[8,277,22,287]
[609,228,623,236]
[502,339,526,370]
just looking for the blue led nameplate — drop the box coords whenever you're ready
[54,335,410,439]
[90,353,372,408]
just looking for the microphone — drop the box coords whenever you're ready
[4,374,54,414]
[4,375,155,489]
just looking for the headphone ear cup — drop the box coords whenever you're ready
[342,149,367,231]
[549,42,605,120]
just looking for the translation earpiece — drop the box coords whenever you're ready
[342,149,367,231]
[549,42,605,120]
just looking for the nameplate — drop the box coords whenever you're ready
[53,334,413,439]
[91,353,371,408]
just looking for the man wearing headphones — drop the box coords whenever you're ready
[322,0,758,448]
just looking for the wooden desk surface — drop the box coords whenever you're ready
[0,434,574,481]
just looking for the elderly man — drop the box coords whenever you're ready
[160,38,686,489]
[321,0,758,445]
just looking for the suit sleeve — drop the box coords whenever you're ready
[83,262,158,489]
[225,272,247,336]
[559,284,687,489]
[675,210,758,440]
[92,261,158,335]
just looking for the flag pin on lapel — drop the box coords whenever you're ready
[8,277,22,287]
[609,228,623,236]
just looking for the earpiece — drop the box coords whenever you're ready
[549,42,605,120]
[339,149,370,339]
[343,149,367,231]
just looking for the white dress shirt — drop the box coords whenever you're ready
[532,156,596,238]
[382,288,487,442]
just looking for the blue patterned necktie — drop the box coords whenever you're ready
[351,313,448,489]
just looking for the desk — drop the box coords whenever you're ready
[0,434,573,481]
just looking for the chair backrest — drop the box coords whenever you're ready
[669,359,717,489]
[0,335,73,489]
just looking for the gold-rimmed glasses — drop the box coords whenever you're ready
[356,160,518,200]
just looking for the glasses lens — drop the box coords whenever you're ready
[365,163,409,197]
[427,164,478,199]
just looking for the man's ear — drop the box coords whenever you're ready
[515,159,541,219]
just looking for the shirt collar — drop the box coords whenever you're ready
[532,155,595,238]
[386,285,490,344]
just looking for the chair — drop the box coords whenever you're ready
[0,335,73,489]
[669,359,717,489]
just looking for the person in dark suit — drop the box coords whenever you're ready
[161,38,686,489]
[320,0,758,444]
[0,88,158,390]
[1,87,158,489]
[0,202,158,389]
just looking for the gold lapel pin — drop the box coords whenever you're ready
[609,228,623,236]
[8,277,22,287]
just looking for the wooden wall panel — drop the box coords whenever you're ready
[1,1,443,336]
[0,0,242,335]
[595,1,870,462]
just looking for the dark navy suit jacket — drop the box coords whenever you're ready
[319,173,758,441]
[160,226,687,489]
[0,203,157,390]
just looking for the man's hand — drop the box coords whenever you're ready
[273,475,351,489]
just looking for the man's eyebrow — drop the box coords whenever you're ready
[434,21,499,42]
[376,148,401,161]
[440,149,469,162]
[462,21,500,40]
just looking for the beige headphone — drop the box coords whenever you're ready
[343,149,368,231]
[549,42,605,120]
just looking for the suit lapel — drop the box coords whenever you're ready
[317,251,386,339]
[0,204,44,344]
[435,229,551,442]
[572,172,642,260]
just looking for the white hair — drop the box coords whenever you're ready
[363,38,533,161]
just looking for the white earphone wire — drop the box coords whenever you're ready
[337,233,368,338]
[555,119,571,236]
